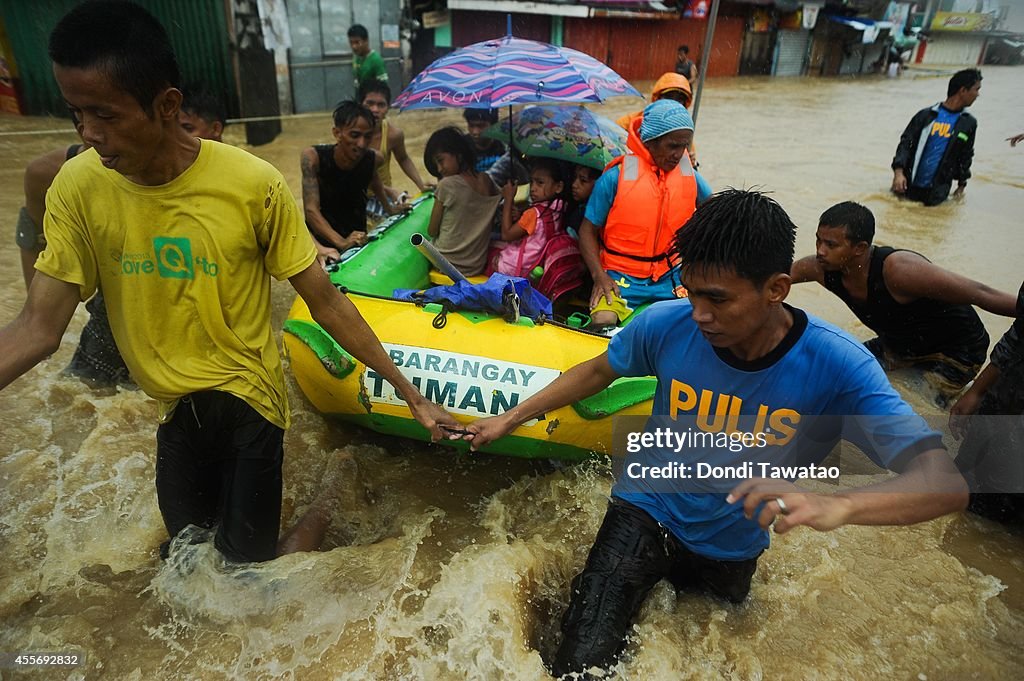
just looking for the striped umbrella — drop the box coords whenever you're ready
[392,35,641,110]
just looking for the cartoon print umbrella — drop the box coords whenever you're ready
[482,105,628,171]
[392,35,641,110]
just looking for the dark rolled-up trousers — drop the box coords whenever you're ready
[156,390,284,563]
[552,498,759,678]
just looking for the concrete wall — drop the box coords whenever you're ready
[287,0,403,113]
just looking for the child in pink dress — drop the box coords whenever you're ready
[491,158,566,278]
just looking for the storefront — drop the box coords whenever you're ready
[808,14,891,76]
[773,5,818,77]
[443,1,749,82]
[913,4,1000,66]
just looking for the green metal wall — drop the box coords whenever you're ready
[0,0,235,116]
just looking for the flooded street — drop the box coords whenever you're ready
[1,67,1023,680]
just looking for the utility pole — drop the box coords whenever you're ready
[690,0,721,126]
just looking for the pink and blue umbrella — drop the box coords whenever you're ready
[392,35,641,110]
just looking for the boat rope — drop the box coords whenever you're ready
[0,111,340,138]
[334,285,401,303]
[432,304,449,329]
[543,318,616,338]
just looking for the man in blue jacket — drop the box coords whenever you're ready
[891,69,981,206]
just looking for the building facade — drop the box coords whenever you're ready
[911,0,1024,66]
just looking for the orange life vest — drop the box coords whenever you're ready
[600,118,698,281]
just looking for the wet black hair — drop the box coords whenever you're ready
[672,189,795,287]
[818,201,875,245]
[463,108,499,125]
[678,45,689,54]
[347,24,369,41]
[528,157,563,184]
[358,79,392,106]
[573,164,601,182]
[48,0,180,114]
[948,68,982,97]
[423,127,477,178]
[180,84,226,125]
[332,100,374,129]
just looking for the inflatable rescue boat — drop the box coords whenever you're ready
[282,195,655,460]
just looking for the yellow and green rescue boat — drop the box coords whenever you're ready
[282,195,655,460]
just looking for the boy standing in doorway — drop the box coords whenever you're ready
[348,24,387,91]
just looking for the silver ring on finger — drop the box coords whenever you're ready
[776,497,790,516]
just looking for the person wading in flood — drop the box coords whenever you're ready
[890,69,981,206]
[949,279,1024,524]
[791,201,1016,407]
[300,101,410,268]
[0,0,456,565]
[358,79,431,217]
[460,190,967,678]
[15,87,228,387]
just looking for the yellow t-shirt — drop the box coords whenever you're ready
[37,140,317,429]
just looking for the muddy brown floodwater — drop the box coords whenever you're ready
[1,67,1022,680]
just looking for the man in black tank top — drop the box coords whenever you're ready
[791,202,1017,406]
[299,101,407,267]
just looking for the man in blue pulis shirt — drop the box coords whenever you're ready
[891,69,981,206]
[461,189,968,678]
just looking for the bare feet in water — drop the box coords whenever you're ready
[277,447,368,555]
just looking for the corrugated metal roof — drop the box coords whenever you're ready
[1,0,235,117]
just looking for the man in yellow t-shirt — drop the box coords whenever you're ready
[15,88,228,389]
[0,1,455,564]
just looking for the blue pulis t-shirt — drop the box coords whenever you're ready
[913,105,961,188]
[606,299,943,561]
